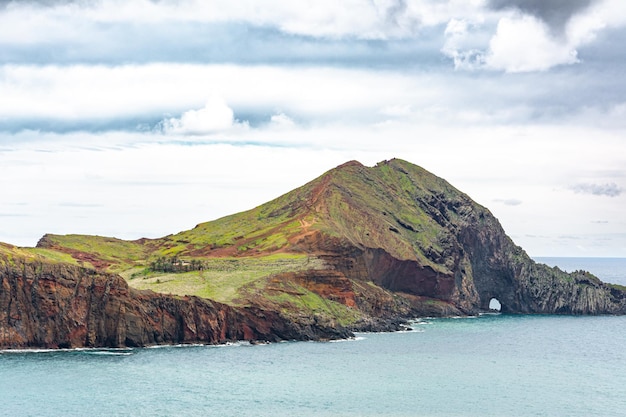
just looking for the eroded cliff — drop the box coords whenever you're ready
[0,255,351,349]
[260,159,626,316]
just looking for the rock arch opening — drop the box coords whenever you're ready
[488,297,502,312]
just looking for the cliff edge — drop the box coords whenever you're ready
[0,250,350,349]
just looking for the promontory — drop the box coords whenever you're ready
[2,159,625,349]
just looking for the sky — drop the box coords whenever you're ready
[1,0,625,257]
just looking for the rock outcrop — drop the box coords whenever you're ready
[272,159,626,316]
[0,256,351,349]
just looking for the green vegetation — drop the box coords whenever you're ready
[40,234,149,272]
[149,256,207,273]
[242,276,363,326]
[38,159,479,278]
[0,243,83,267]
[608,283,626,291]
[30,248,91,267]
[127,254,326,303]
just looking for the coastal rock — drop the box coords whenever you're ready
[0,257,351,349]
[280,159,626,316]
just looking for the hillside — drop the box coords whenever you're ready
[3,158,624,348]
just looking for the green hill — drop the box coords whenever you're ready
[35,159,626,323]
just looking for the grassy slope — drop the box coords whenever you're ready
[124,254,326,302]
[38,234,150,272]
[296,159,482,274]
[163,159,477,268]
[240,275,364,327]
[43,158,476,265]
[0,242,85,267]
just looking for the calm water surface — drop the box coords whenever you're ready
[1,258,625,417]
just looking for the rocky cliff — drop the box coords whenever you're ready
[301,159,626,316]
[0,253,350,349]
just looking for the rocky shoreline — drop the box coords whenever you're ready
[0,259,353,349]
[2,255,624,350]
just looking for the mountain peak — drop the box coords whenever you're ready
[335,160,364,169]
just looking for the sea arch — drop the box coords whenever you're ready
[488,297,502,312]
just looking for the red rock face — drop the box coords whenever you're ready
[293,230,456,304]
[288,270,358,307]
[0,259,351,349]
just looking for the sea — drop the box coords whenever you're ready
[1,257,625,417]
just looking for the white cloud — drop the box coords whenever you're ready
[441,18,490,70]
[162,97,236,135]
[485,14,578,72]
[1,0,624,74]
[380,104,412,117]
[0,0,473,42]
[441,0,626,73]
[569,0,626,42]
[494,198,523,206]
[0,64,453,132]
[1,61,624,138]
[442,13,579,73]
[269,113,296,129]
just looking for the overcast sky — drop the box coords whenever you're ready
[1,0,625,257]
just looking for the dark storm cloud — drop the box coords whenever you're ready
[488,0,596,31]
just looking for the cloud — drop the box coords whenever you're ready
[442,13,579,73]
[161,97,236,135]
[441,18,493,70]
[494,198,523,206]
[380,104,413,117]
[0,1,458,72]
[269,113,296,129]
[2,61,626,138]
[484,14,579,72]
[443,1,626,73]
[0,0,433,42]
[488,0,594,32]
[1,0,625,76]
[570,182,623,197]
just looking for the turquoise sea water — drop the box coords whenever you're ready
[1,258,626,417]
